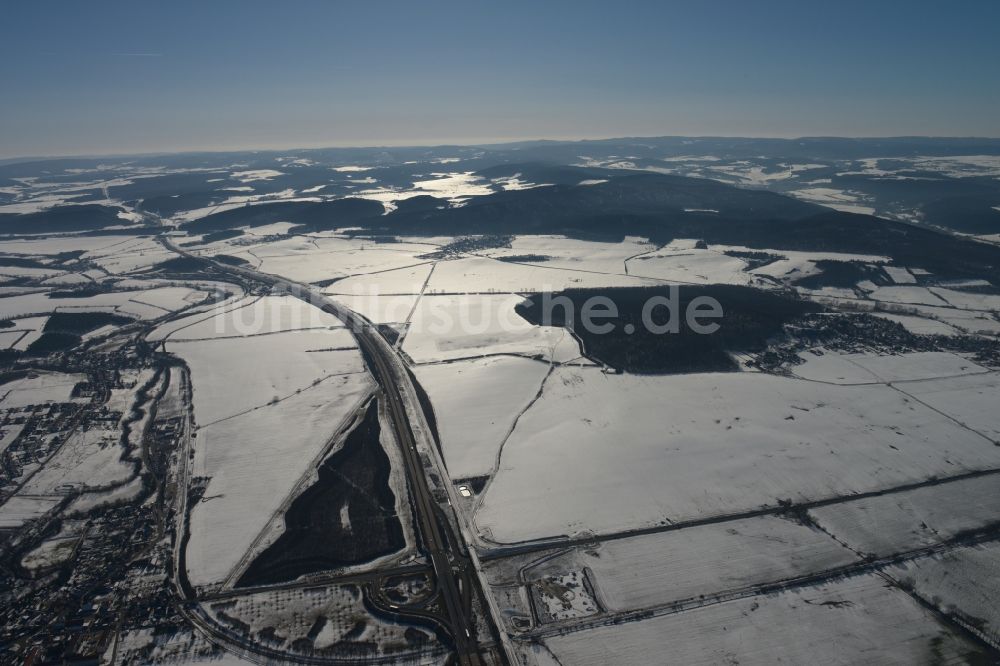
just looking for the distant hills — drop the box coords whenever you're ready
[3,140,1000,283]
[0,204,125,234]
[184,198,384,233]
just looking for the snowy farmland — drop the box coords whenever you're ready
[808,474,1000,557]
[709,244,890,282]
[326,293,420,324]
[162,296,365,424]
[169,294,384,587]
[17,427,135,496]
[402,294,584,364]
[0,285,209,321]
[886,542,1000,644]
[0,496,64,529]
[481,235,654,275]
[425,256,656,293]
[474,369,1000,544]
[869,312,963,336]
[5,143,1000,665]
[82,236,175,274]
[194,234,434,285]
[491,515,858,614]
[324,262,434,296]
[237,246,427,285]
[792,350,989,384]
[0,235,144,257]
[167,329,365,425]
[146,293,255,343]
[901,372,1000,442]
[413,356,552,479]
[166,295,345,339]
[185,371,375,587]
[539,574,985,666]
[0,371,87,408]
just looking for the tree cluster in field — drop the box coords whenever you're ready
[238,400,404,587]
[516,285,820,374]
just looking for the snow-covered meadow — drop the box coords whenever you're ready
[474,368,1000,544]
[171,295,380,587]
[538,574,982,666]
[809,474,1000,557]
[413,356,552,479]
[402,294,584,364]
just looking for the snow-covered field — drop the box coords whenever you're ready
[425,256,656,293]
[786,186,876,215]
[474,369,1000,544]
[324,262,434,296]
[230,169,284,183]
[326,293,419,324]
[808,474,1000,557]
[540,574,982,665]
[0,371,87,408]
[163,293,382,586]
[869,312,963,336]
[869,285,951,307]
[907,304,1000,336]
[0,330,25,349]
[166,295,345,339]
[709,244,890,283]
[0,496,63,529]
[147,294,256,343]
[401,294,584,364]
[887,542,1000,642]
[0,235,140,256]
[313,235,739,295]
[0,422,24,457]
[513,515,857,613]
[899,372,1000,443]
[351,171,495,206]
[792,349,888,384]
[41,272,94,286]
[792,350,988,384]
[185,372,375,587]
[18,427,135,496]
[0,194,92,214]
[699,161,825,186]
[929,286,1000,311]
[194,234,434,285]
[167,329,365,426]
[82,236,175,274]
[626,249,752,285]
[247,247,427,284]
[884,266,917,284]
[0,265,65,280]
[0,285,208,320]
[482,236,654,275]
[413,356,551,479]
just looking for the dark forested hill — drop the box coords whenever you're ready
[0,204,128,234]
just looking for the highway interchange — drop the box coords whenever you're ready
[159,236,503,665]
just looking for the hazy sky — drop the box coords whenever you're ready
[3,0,999,158]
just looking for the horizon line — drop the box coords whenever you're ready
[5,133,1000,165]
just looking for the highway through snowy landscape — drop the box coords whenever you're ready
[160,236,497,665]
[2,139,1000,664]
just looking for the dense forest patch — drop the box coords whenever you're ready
[516,285,820,373]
